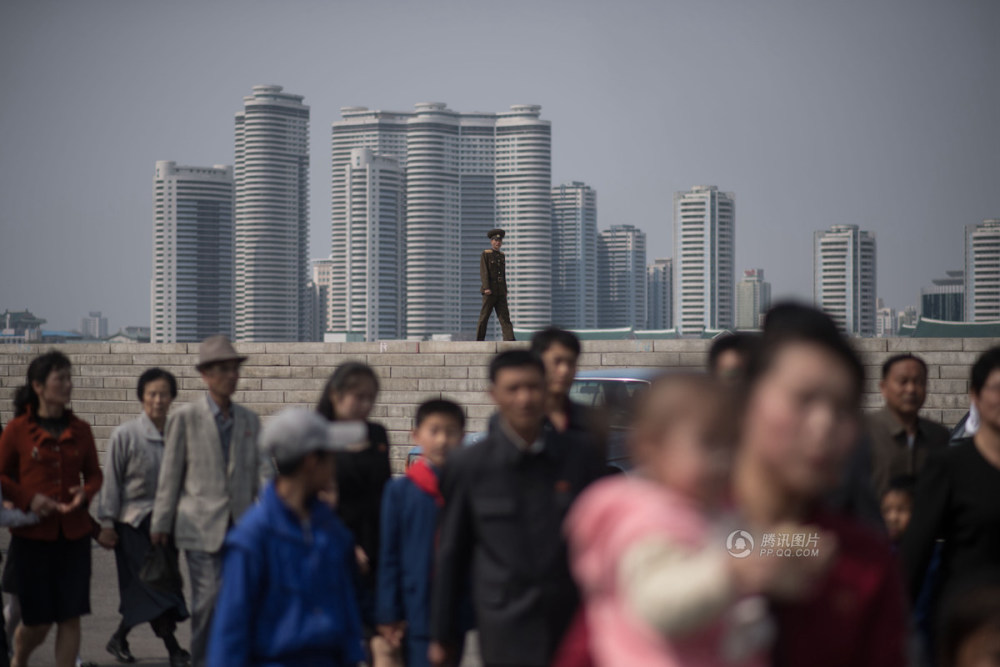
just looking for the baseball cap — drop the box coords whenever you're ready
[261,408,368,466]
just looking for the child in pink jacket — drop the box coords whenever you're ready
[564,374,830,667]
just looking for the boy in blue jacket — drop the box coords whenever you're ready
[376,400,466,667]
[207,409,368,667]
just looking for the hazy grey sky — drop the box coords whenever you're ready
[1,0,997,332]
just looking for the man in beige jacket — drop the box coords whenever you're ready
[151,336,262,667]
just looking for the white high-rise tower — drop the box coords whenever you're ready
[965,219,1000,322]
[151,161,234,343]
[495,105,552,330]
[813,224,877,336]
[234,85,310,342]
[551,182,598,329]
[673,186,735,335]
[330,148,404,340]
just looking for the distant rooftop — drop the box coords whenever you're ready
[898,317,1000,338]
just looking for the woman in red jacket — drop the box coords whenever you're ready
[733,304,908,667]
[0,350,102,667]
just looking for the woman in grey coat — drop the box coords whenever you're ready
[96,368,189,666]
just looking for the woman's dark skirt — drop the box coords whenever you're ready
[113,517,188,631]
[8,533,91,626]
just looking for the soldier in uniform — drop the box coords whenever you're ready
[476,228,516,341]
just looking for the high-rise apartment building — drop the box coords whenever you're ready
[331,103,551,339]
[875,298,897,337]
[598,225,647,329]
[813,224,877,336]
[311,258,334,339]
[965,219,1000,322]
[151,161,234,343]
[921,270,964,322]
[551,182,598,329]
[735,268,771,329]
[673,186,735,336]
[327,148,404,341]
[234,85,310,342]
[81,311,108,340]
[495,105,552,330]
[646,258,673,330]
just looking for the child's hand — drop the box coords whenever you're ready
[355,546,371,575]
[318,488,338,509]
[428,641,455,667]
[377,621,407,648]
[97,527,119,550]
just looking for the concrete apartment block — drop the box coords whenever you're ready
[0,339,983,473]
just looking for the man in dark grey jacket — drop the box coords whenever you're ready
[429,351,604,667]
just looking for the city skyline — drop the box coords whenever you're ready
[1,1,998,332]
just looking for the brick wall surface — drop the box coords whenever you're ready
[0,339,987,473]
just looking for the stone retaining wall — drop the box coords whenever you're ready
[0,338,988,472]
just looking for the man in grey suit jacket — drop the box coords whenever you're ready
[151,336,261,667]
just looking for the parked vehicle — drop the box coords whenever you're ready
[569,368,659,471]
[406,368,660,471]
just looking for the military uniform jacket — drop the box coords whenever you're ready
[430,420,605,666]
[480,249,507,297]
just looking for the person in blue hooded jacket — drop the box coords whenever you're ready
[207,409,368,667]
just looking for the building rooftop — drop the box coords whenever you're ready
[898,317,1000,338]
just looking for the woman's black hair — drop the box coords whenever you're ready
[13,350,72,417]
[137,367,178,402]
[970,346,1000,395]
[744,302,865,404]
[316,362,380,421]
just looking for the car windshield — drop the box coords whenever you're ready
[569,379,648,429]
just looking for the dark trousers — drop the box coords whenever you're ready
[477,294,515,341]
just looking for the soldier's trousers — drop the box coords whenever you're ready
[477,293,515,341]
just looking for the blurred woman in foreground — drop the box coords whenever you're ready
[733,303,907,666]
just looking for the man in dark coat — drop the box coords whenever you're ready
[429,351,605,667]
[476,229,515,341]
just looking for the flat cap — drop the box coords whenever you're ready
[261,408,368,466]
[487,228,506,240]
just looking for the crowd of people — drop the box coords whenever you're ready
[0,303,998,667]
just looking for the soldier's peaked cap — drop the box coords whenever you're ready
[487,228,506,240]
